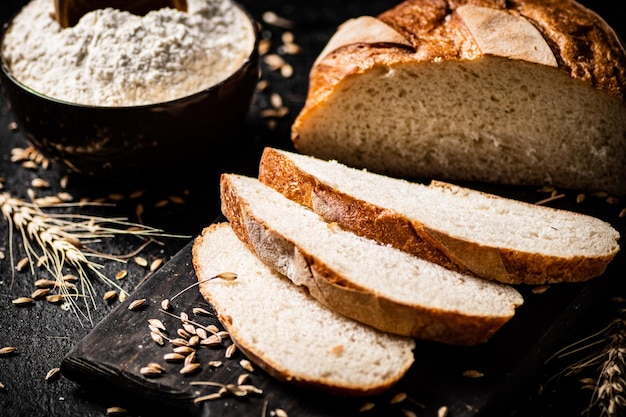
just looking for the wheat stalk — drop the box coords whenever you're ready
[0,191,183,325]
[548,297,626,417]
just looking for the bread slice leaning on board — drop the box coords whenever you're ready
[220,173,524,346]
[258,147,621,285]
[192,223,416,396]
[291,0,626,195]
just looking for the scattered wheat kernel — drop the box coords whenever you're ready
[173,346,196,355]
[150,259,164,272]
[0,381,5,390]
[263,54,286,70]
[274,408,289,417]
[607,196,620,205]
[45,367,60,382]
[101,290,117,301]
[57,192,73,202]
[161,299,171,311]
[216,331,230,339]
[171,338,190,347]
[0,346,17,356]
[261,11,294,29]
[239,359,254,372]
[8,121,17,130]
[401,410,418,417]
[180,312,189,322]
[532,285,550,295]
[46,294,63,304]
[390,392,407,404]
[187,336,200,347]
[438,406,448,417]
[200,335,222,347]
[115,270,128,280]
[16,257,30,272]
[183,323,196,335]
[196,328,208,339]
[359,402,375,412]
[31,288,51,300]
[256,80,269,93]
[208,360,223,368]
[140,366,163,377]
[280,64,294,78]
[129,189,145,199]
[177,328,191,339]
[108,193,125,201]
[164,353,185,362]
[148,319,166,331]
[12,297,34,306]
[270,93,283,108]
[154,199,169,208]
[0,251,4,260]
[258,39,271,55]
[281,31,294,44]
[34,279,56,288]
[147,362,165,372]
[279,42,301,55]
[118,291,128,302]
[192,307,212,316]
[134,257,148,267]
[106,407,127,416]
[31,178,49,188]
[22,161,38,170]
[620,208,626,218]
[184,352,197,366]
[207,324,220,334]
[463,369,485,378]
[169,195,185,205]
[179,363,201,375]
[225,344,237,359]
[128,299,147,311]
[217,272,237,281]
[576,193,586,203]
[63,274,78,283]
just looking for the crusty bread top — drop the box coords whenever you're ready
[336,0,626,102]
[291,0,626,195]
[192,222,415,396]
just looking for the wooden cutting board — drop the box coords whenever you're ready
[60,214,625,417]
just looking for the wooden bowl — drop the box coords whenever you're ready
[0,2,258,182]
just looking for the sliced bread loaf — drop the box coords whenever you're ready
[220,173,524,345]
[258,147,621,285]
[291,0,626,195]
[192,222,415,396]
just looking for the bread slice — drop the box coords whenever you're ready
[192,222,415,396]
[291,0,626,195]
[258,147,621,285]
[220,173,524,345]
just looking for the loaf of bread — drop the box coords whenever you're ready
[292,0,626,195]
[192,223,415,396]
[258,147,621,285]
[220,173,524,345]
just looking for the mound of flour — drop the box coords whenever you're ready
[1,0,255,106]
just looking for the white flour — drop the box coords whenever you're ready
[1,0,255,106]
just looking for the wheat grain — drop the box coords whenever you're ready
[0,347,17,356]
[45,367,60,382]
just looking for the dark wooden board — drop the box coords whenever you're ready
[61,215,625,417]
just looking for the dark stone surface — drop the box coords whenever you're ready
[0,1,624,417]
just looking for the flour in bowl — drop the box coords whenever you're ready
[1,0,255,106]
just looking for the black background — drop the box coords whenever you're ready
[0,1,625,416]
